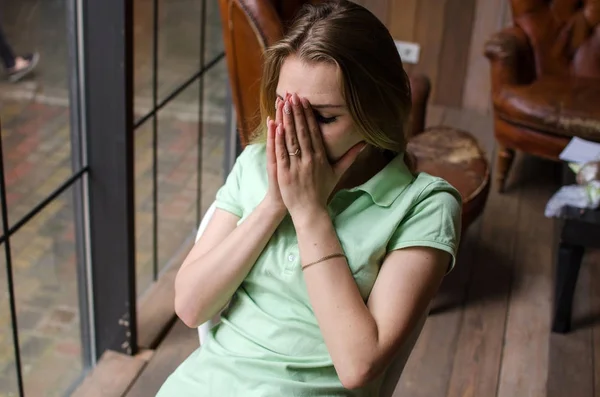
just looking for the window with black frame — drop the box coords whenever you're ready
[133,0,227,296]
[0,0,91,394]
[0,0,228,395]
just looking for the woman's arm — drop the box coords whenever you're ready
[176,111,287,328]
[294,210,448,390]
[273,93,453,389]
[175,199,286,328]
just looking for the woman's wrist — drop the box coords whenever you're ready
[291,205,330,232]
[258,196,288,220]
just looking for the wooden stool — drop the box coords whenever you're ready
[408,126,491,232]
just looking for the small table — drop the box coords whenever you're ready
[552,166,600,333]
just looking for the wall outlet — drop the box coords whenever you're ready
[394,41,420,64]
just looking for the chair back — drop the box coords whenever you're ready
[509,0,600,78]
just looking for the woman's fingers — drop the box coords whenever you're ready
[275,97,283,126]
[283,99,300,158]
[274,123,290,171]
[266,117,277,173]
[290,93,313,155]
[300,97,326,155]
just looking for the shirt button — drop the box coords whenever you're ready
[287,254,295,262]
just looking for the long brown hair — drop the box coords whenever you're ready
[251,0,412,157]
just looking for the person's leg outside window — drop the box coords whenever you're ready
[0,17,39,82]
[0,20,16,69]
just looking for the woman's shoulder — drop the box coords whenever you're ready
[401,172,462,213]
[412,172,461,197]
[233,143,267,176]
[238,143,267,163]
[214,143,268,217]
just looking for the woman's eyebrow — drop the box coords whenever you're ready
[276,93,345,109]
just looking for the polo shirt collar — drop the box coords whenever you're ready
[347,152,414,207]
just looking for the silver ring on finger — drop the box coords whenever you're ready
[288,148,300,156]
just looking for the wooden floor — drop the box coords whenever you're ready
[73,106,600,397]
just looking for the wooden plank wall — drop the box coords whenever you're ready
[358,0,510,114]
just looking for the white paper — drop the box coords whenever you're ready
[559,137,600,164]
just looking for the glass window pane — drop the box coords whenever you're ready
[157,0,202,102]
[0,1,75,229]
[2,185,84,396]
[0,243,18,396]
[1,0,68,95]
[157,80,201,274]
[199,59,227,215]
[133,0,156,118]
[135,121,156,294]
[154,58,227,276]
[205,0,225,61]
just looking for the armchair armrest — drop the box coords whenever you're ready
[484,26,535,93]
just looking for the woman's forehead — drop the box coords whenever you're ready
[276,56,344,104]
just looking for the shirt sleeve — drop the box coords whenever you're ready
[214,144,260,218]
[386,182,462,273]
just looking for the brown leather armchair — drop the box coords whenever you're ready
[485,0,600,192]
[218,0,431,146]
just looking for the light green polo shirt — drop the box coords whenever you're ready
[157,143,461,397]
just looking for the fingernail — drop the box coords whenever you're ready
[300,97,309,109]
[291,93,299,106]
[359,143,367,153]
[284,102,291,115]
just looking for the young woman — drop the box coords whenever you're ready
[158,1,461,395]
